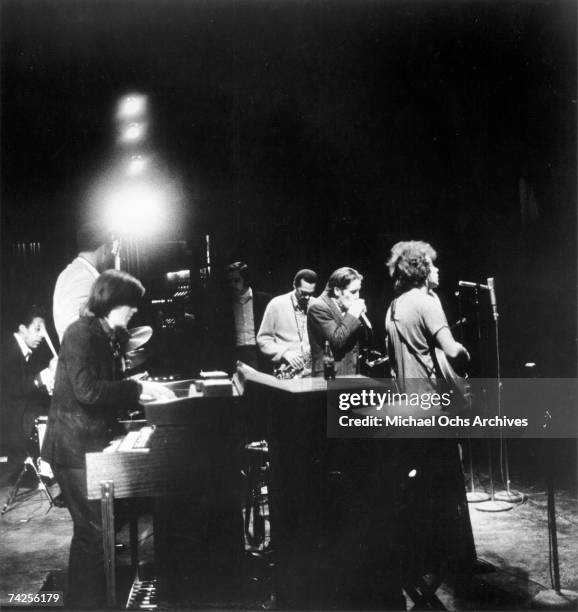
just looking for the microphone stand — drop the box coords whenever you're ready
[476,281,514,512]
[460,288,490,503]
[531,443,578,609]
[489,281,525,505]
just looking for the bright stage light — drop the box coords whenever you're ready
[127,155,147,176]
[408,469,417,478]
[104,181,166,237]
[119,122,147,144]
[87,150,184,245]
[116,94,148,121]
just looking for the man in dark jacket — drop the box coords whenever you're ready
[1,306,56,455]
[42,270,174,609]
[307,267,367,377]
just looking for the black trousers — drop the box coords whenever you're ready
[53,465,106,610]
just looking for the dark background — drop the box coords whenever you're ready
[1,0,576,377]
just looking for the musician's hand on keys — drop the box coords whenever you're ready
[140,380,177,401]
[283,349,305,370]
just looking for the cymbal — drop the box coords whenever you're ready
[126,326,153,352]
[124,347,151,371]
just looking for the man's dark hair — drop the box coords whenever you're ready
[325,267,363,297]
[386,240,437,293]
[87,270,145,318]
[21,305,46,327]
[76,221,111,253]
[293,269,317,287]
[226,261,249,283]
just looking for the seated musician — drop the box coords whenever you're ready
[1,305,56,455]
[42,270,174,609]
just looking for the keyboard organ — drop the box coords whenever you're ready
[86,367,475,609]
[86,379,244,607]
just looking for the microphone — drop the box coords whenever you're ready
[458,280,489,290]
[487,277,498,321]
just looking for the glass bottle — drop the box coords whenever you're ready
[323,340,335,380]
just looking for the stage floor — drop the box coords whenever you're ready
[0,455,576,611]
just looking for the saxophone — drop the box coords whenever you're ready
[273,350,312,379]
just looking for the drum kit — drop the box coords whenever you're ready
[1,326,154,516]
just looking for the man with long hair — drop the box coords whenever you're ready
[384,241,476,588]
[385,240,469,393]
[43,270,174,609]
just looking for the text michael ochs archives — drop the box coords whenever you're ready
[336,389,527,428]
[326,378,577,438]
[337,413,529,428]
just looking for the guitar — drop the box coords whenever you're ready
[390,301,471,407]
[434,347,472,410]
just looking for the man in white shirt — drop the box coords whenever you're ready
[224,261,271,371]
[257,269,317,377]
[51,224,114,507]
[53,223,115,342]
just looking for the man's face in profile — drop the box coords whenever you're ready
[334,278,361,312]
[228,272,247,297]
[425,256,439,290]
[295,280,316,310]
[97,242,116,272]
[20,317,45,350]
